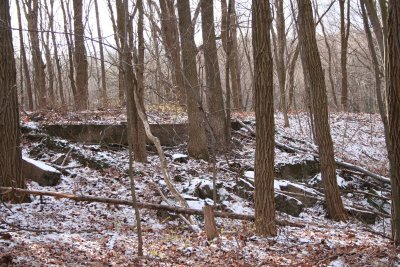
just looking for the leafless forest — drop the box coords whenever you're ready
[1,0,400,265]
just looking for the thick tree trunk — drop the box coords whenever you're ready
[0,2,28,203]
[252,0,277,236]
[296,0,347,221]
[73,0,89,110]
[201,0,228,148]
[387,0,400,245]
[177,0,209,160]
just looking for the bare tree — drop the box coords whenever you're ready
[159,0,186,105]
[61,0,77,108]
[339,0,351,111]
[296,0,347,220]
[252,0,277,236]
[0,1,29,202]
[15,0,33,110]
[94,0,108,107]
[23,0,47,108]
[387,0,400,245]
[177,0,209,159]
[201,0,228,148]
[274,0,290,127]
[73,0,89,110]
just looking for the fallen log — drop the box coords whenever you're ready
[0,187,303,228]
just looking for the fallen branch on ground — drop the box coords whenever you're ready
[0,187,303,228]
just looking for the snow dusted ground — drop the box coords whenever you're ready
[0,111,398,266]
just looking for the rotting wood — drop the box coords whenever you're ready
[0,187,304,228]
[203,205,219,240]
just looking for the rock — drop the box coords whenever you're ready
[275,160,320,182]
[22,157,61,186]
[347,207,377,225]
[275,193,304,217]
[172,153,188,163]
[277,180,319,207]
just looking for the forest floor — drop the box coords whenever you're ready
[1,109,399,266]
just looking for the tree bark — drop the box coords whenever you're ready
[387,0,400,245]
[0,2,29,203]
[296,0,347,221]
[201,0,228,148]
[252,0,277,236]
[177,0,209,160]
[73,0,89,110]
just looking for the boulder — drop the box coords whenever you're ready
[275,193,304,217]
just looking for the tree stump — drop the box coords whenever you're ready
[203,205,219,240]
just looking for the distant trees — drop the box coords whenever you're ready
[0,1,28,202]
[252,0,277,236]
[296,0,347,220]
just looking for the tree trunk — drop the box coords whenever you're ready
[0,1,29,203]
[16,0,34,110]
[252,0,277,236]
[94,0,108,108]
[275,0,290,127]
[387,0,400,245]
[201,0,228,148]
[60,0,77,108]
[24,0,47,109]
[339,0,350,111]
[40,4,55,108]
[116,0,147,163]
[159,0,186,106]
[73,0,89,110]
[296,0,347,221]
[177,0,209,160]
[47,0,65,108]
[229,1,243,111]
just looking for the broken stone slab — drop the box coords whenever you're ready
[22,157,61,186]
[276,180,321,207]
[275,159,320,182]
[275,193,304,217]
[347,207,377,225]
